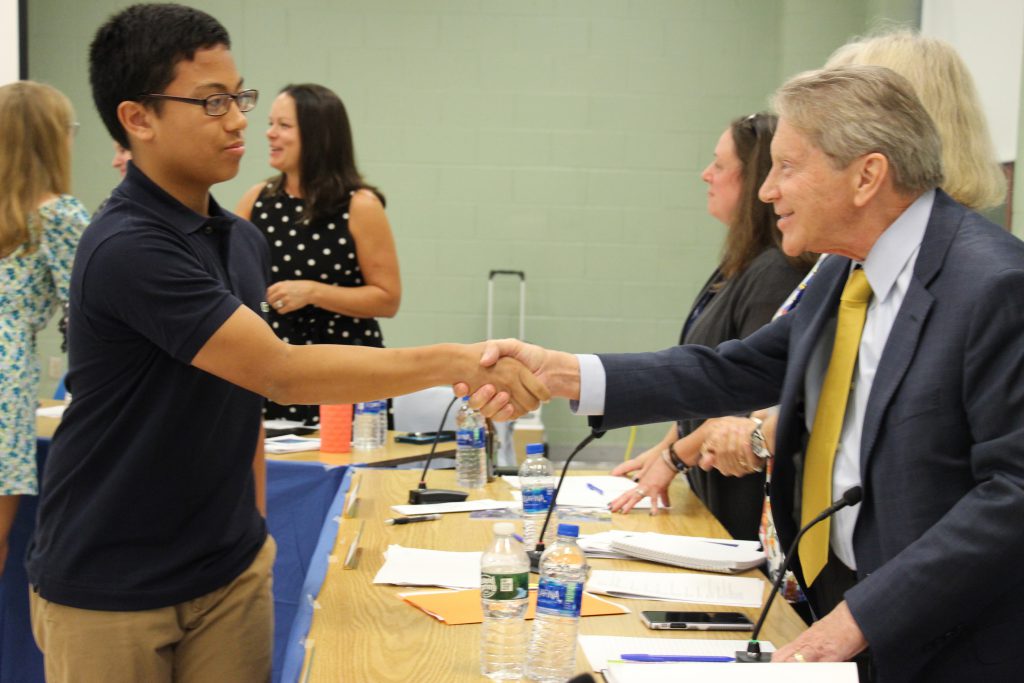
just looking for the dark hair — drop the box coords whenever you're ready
[266,83,384,220]
[89,3,230,148]
[719,112,815,279]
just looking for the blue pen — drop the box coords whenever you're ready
[586,482,604,495]
[513,533,525,543]
[619,654,734,663]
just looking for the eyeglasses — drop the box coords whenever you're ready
[140,89,259,117]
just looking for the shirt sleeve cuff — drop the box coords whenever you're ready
[570,354,606,415]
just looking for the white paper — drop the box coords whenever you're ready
[36,404,67,418]
[263,419,307,430]
[390,499,512,516]
[372,545,481,589]
[586,570,764,608]
[504,475,654,509]
[580,635,775,671]
[263,435,321,454]
[603,662,859,683]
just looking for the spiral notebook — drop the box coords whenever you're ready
[610,533,765,574]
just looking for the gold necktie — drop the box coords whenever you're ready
[799,267,872,586]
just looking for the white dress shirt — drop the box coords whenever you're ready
[575,190,936,571]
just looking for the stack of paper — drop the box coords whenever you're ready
[579,635,775,671]
[372,545,481,589]
[578,530,643,559]
[611,533,765,573]
[36,404,67,418]
[263,435,320,454]
[586,570,764,607]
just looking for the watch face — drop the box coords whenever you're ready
[751,428,770,459]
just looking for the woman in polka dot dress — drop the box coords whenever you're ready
[236,83,401,425]
[0,82,87,576]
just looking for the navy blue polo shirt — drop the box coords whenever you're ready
[27,163,271,611]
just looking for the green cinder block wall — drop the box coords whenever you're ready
[29,0,917,458]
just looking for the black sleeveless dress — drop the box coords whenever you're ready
[250,185,384,424]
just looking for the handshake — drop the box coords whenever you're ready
[456,339,577,420]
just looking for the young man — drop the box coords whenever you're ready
[26,5,544,681]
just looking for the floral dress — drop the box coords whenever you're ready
[0,195,87,495]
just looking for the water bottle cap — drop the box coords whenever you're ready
[556,523,579,538]
[494,522,514,536]
[461,396,470,403]
[525,443,544,456]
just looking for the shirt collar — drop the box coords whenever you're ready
[857,189,935,303]
[118,162,236,235]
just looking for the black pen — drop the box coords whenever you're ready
[385,514,442,525]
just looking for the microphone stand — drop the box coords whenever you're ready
[736,486,863,663]
[407,396,468,505]
[526,429,606,572]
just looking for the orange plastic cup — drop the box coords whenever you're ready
[319,404,353,453]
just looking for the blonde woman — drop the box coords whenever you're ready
[0,81,87,576]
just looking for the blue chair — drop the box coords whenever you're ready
[52,374,67,401]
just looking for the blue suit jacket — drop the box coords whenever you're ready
[592,191,1024,682]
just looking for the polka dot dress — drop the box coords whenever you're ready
[251,186,384,425]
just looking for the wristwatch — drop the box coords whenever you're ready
[749,416,771,461]
[661,446,690,474]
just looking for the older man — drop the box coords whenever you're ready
[468,66,1024,682]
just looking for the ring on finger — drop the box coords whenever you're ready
[634,488,646,497]
[793,652,806,663]
[274,299,284,309]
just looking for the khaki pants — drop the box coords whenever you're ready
[30,536,276,683]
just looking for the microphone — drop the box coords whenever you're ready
[735,485,863,663]
[526,428,606,572]
[408,396,469,505]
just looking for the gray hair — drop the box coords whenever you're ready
[772,65,944,196]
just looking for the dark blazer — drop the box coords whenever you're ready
[592,191,1024,682]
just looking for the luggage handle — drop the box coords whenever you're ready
[486,270,526,340]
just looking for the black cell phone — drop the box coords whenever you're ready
[640,610,754,631]
[393,430,457,444]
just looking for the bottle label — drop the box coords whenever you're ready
[536,577,583,616]
[522,486,553,514]
[457,427,485,449]
[481,571,529,601]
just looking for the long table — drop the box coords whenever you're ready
[35,399,452,467]
[300,469,807,682]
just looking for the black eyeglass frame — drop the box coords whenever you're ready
[138,89,259,117]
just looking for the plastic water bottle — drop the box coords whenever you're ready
[352,401,380,451]
[525,523,588,683]
[373,399,388,447]
[518,443,555,551]
[456,397,486,488]
[480,521,530,679]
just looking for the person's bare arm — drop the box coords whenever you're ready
[252,423,266,516]
[234,182,264,221]
[191,305,547,415]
